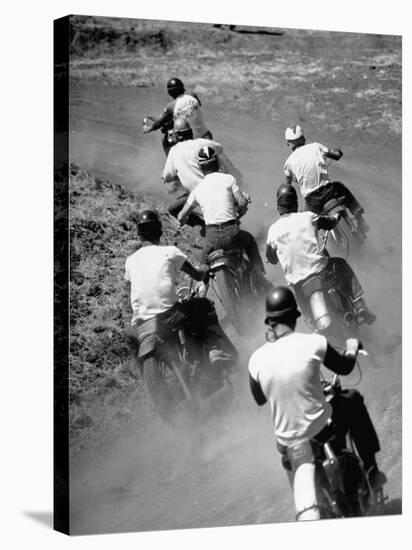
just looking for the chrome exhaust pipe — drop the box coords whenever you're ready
[310,290,331,331]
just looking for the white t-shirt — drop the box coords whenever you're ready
[284,142,330,197]
[124,245,187,324]
[173,94,209,138]
[266,211,327,285]
[162,138,223,192]
[248,331,331,446]
[186,172,240,225]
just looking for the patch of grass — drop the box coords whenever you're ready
[68,16,401,142]
[68,164,197,453]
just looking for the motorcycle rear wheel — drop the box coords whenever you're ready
[213,267,243,334]
[142,355,193,423]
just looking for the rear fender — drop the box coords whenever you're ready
[208,248,242,272]
[135,317,162,358]
[136,316,158,341]
[209,256,229,271]
[301,274,323,297]
[137,334,160,358]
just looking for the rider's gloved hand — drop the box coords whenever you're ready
[143,117,152,133]
[345,338,362,359]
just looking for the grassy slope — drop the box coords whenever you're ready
[68,15,401,145]
[68,164,198,453]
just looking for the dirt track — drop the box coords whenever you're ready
[69,81,402,534]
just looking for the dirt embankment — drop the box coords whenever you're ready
[68,164,201,454]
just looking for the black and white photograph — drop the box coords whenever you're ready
[54,12,402,536]
[2,1,409,548]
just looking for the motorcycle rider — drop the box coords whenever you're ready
[177,146,268,287]
[266,184,376,326]
[162,117,243,229]
[124,210,236,393]
[283,125,369,234]
[248,286,386,520]
[143,77,212,155]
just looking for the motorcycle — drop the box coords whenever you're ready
[318,195,367,260]
[178,192,269,335]
[296,259,360,346]
[130,287,234,423]
[291,368,387,521]
[204,246,267,334]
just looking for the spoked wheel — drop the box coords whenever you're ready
[142,355,198,424]
[211,267,243,334]
[339,450,371,517]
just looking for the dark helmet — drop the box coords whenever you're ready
[276,184,298,214]
[197,145,219,174]
[136,210,162,239]
[167,77,185,98]
[265,286,301,325]
[173,117,193,142]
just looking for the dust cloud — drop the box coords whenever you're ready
[70,353,292,534]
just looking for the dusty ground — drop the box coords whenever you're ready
[69,16,401,150]
[65,15,402,535]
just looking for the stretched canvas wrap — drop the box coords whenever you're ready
[54,14,402,535]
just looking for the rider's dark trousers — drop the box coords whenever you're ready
[327,257,363,300]
[200,220,264,272]
[293,257,364,320]
[313,389,381,471]
[168,192,205,229]
[305,181,364,216]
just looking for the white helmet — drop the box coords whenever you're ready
[285,125,303,141]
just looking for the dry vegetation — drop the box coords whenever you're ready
[69,15,401,142]
[68,164,198,452]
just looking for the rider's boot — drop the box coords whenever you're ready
[356,215,370,235]
[353,297,376,326]
[352,207,370,235]
[367,464,387,491]
[201,349,232,396]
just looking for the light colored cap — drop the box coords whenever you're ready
[285,125,303,141]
